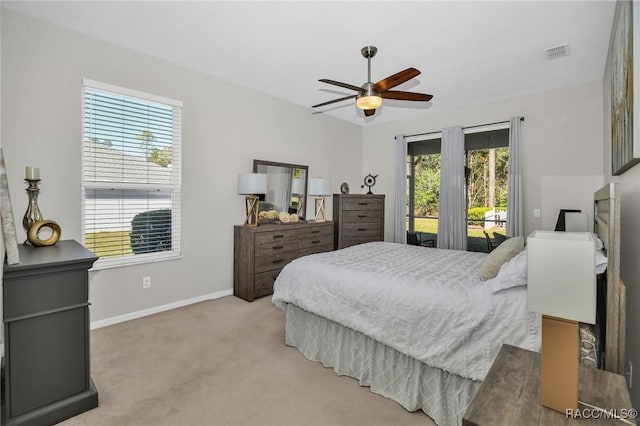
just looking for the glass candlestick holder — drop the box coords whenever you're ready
[23,179,43,245]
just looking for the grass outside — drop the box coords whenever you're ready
[412,217,505,238]
[85,231,132,259]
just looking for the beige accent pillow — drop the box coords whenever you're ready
[479,236,525,281]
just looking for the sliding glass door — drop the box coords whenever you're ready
[406,128,509,252]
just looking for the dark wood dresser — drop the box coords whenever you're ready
[2,240,98,426]
[333,194,385,249]
[234,221,334,302]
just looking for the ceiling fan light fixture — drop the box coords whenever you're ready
[356,83,382,110]
[356,95,383,110]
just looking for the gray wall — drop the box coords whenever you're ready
[1,10,362,321]
[362,80,605,241]
[603,30,640,408]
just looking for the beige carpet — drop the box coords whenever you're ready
[61,296,435,426]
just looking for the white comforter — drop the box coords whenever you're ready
[272,241,540,381]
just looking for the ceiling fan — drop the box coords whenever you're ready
[312,46,433,117]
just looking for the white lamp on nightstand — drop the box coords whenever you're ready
[527,230,596,413]
[237,173,267,227]
[308,178,331,222]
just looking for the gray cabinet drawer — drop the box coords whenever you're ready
[299,233,332,249]
[3,270,87,320]
[255,249,298,274]
[342,198,383,211]
[299,225,332,240]
[342,210,383,223]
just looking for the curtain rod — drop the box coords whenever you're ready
[404,117,525,138]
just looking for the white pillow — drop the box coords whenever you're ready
[592,233,604,250]
[488,249,528,293]
[478,236,525,281]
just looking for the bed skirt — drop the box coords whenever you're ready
[284,303,481,426]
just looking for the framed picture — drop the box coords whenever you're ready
[0,148,19,264]
[610,0,640,175]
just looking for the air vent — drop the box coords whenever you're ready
[545,44,569,60]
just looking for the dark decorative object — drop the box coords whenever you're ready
[23,178,43,245]
[340,182,350,194]
[610,1,640,175]
[27,219,62,246]
[361,174,378,194]
[130,209,172,254]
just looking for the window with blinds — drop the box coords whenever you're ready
[82,79,182,268]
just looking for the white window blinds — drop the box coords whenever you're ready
[82,79,182,268]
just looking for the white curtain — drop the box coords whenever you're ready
[506,117,524,237]
[394,134,408,243]
[438,126,467,250]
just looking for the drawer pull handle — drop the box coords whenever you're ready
[272,245,283,250]
[311,230,320,234]
[272,259,284,265]
[358,202,368,206]
[311,240,321,244]
[357,215,368,218]
[273,234,284,239]
[357,228,367,231]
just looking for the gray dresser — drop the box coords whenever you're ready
[2,240,98,426]
[333,194,385,249]
[234,221,334,302]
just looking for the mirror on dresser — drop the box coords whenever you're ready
[253,159,308,220]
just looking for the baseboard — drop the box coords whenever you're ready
[90,288,234,330]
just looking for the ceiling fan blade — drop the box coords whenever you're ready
[364,109,376,117]
[382,91,433,102]
[312,94,357,108]
[374,68,421,92]
[319,79,362,92]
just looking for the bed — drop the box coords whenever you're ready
[271,182,624,426]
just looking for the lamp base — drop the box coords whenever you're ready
[540,315,579,413]
[313,196,326,222]
[244,195,259,227]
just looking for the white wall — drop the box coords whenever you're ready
[362,81,605,240]
[603,37,640,408]
[1,10,362,321]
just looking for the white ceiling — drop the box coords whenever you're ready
[3,1,616,126]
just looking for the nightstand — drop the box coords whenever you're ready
[463,344,636,425]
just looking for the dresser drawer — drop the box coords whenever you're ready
[255,228,298,245]
[342,222,382,237]
[255,249,298,274]
[342,198,384,211]
[299,233,332,249]
[299,225,332,240]
[254,269,281,297]
[342,236,381,248]
[342,210,383,223]
[255,239,298,256]
[298,244,333,257]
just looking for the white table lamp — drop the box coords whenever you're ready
[237,173,267,227]
[527,230,596,413]
[308,178,331,222]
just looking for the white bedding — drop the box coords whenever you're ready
[272,241,541,381]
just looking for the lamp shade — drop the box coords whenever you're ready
[237,173,267,195]
[308,178,331,196]
[527,231,596,324]
[291,177,305,195]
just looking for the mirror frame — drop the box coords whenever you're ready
[253,159,309,219]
